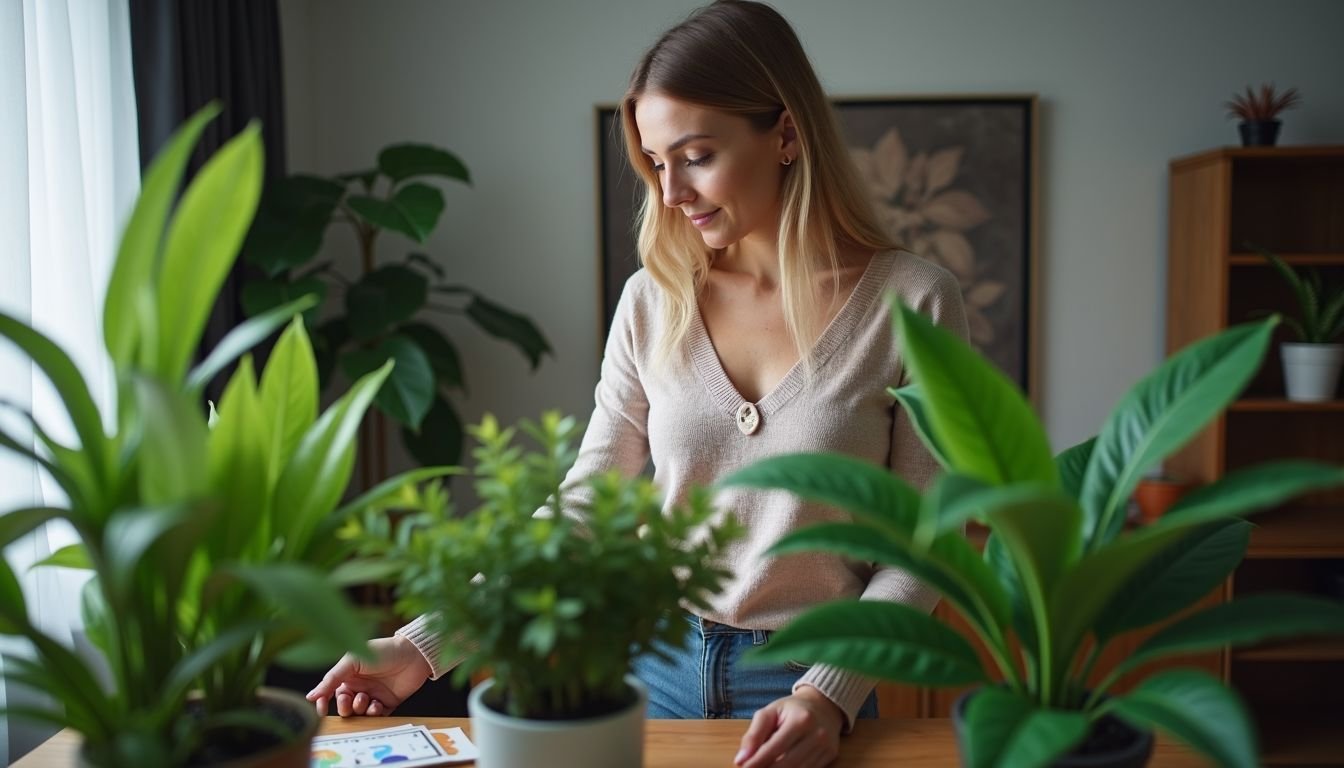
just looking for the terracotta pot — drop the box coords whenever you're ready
[1133,478,1195,524]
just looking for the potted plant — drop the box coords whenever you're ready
[240,143,552,472]
[1132,474,1196,525]
[1224,83,1301,147]
[1253,245,1344,401]
[348,412,743,768]
[721,304,1344,767]
[0,105,446,766]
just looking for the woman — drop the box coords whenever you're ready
[307,2,967,766]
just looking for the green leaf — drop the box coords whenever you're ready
[337,168,378,190]
[1055,437,1095,500]
[1119,593,1344,676]
[1102,671,1255,768]
[718,452,920,531]
[225,563,372,658]
[985,533,1036,664]
[378,144,471,184]
[328,558,405,587]
[188,293,319,392]
[983,488,1082,607]
[32,543,90,570]
[0,553,30,633]
[892,301,1057,487]
[917,472,993,547]
[208,356,272,559]
[157,122,265,383]
[1161,461,1344,528]
[340,335,435,429]
[888,383,951,470]
[1094,520,1250,642]
[466,294,552,369]
[240,276,326,327]
[399,322,465,390]
[312,318,350,387]
[402,395,464,466]
[345,265,430,341]
[347,183,444,243]
[749,599,987,686]
[961,687,1090,768]
[101,504,201,600]
[1079,319,1275,550]
[105,103,219,371]
[135,377,209,506]
[258,318,320,480]
[274,361,393,557]
[243,174,345,276]
[79,579,112,662]
[0,507,68,549]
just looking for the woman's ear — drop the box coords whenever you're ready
[776,109,798,154]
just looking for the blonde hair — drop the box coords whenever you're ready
[620,0,898,370]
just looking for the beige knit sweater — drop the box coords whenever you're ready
[399,249,969,727]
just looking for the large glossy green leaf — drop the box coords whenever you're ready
[32,543,90,570]
[378,144,471,184]
[984,533,1036,665]
[208,356,271,560]
[135,377,209,506]
[718,452,920,532]
[399,322,465,390]
[887,383,950,470]
[466,294,552,369]
[1118,593,1344,676]
[345,265,430,340]
[104,103,219,371]
[258,318,319,481]
[347,183,444,242]
[240,276,326,326]
[273,361,392,556]
[749,599,988,686]
[1094,520,1249,642]
[340,334,434,429]
[892,302,1057,487]
[243,175,344,276]
[1102,671,1255,768]
[224,563,371,658]
[402,395,464,466]
[1078,319,1274,550]
[157,123,265,383]
[962,687,1090,768]
[187,294,319,392]
[1160,461,1344,528]
[1055,437,1095,500]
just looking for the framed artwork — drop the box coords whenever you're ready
[594,95,1038,399]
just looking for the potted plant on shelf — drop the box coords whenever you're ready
[0,105,447,767]
[240,142,552,473]
[1252,245,1344,401]
[348,412,742,768]
[1224,82,1301,147]
[721,305,1344,768]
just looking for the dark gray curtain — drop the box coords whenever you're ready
[129,0,287,400]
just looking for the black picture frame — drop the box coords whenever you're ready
[595,95,1038,399]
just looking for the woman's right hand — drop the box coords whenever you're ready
[306,635,432,717]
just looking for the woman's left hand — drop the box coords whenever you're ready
[734,686,844,767]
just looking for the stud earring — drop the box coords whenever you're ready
[781,156,793,166]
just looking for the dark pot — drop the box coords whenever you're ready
[953,689,1154,768]
[1238,120,1281,147]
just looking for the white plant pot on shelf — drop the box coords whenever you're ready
[1282,342,1344,402]
[467,675,647,768]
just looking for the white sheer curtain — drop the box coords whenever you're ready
[0,0,139,761]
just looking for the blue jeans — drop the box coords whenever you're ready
[631,613,879,720]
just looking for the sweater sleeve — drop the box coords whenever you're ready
[794,266,969,730]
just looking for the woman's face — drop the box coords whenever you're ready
[634,92,790,252]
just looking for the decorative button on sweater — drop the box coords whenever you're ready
[736,402,760,435]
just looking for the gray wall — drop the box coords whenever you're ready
[278,0,1344,462]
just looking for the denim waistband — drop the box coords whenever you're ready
[685,612,769,644]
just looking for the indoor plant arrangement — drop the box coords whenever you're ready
[1223,82,1301,147]
[722,304,1344,767]
[241,142,551,471]
[348,411,743,768]
[1254,244,1344,401]
[0,106,446,766]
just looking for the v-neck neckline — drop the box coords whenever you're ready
[688,250,895,418]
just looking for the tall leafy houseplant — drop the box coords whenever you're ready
[722,305,1344,768]
[349,412,741,767]
[1253,244,1344,402]
[0,106,446,766]
[241,144,552,473]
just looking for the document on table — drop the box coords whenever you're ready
[310,723,479,767]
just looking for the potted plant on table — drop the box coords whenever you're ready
[722,305,1344,767]
[1224,82,1301,147]
[0,105,447,766]
[1252,245,1344,401]
[348,412,743,768]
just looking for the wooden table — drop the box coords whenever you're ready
[14,716,1210,766]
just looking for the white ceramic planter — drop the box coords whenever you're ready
[468,675,647,768]
[1282,343,1344,402]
